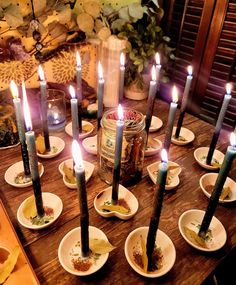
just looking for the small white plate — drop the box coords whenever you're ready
[194,147,224,170]
[124,226,176,278]
[147,161,182,190]
[82,135,97,155]
[145,138,162,157]
[65,121,94,140]
[144,116,163,132]
[94,184,139,220]
[171,127,195,146]
[58,226,109,276]
[17,192,63,230]
[58,158,94,189]
[4,161,44,188]
[199,173,236,203]
[0,142,20,150]
[37,136,65,159]
[178,209,227,252]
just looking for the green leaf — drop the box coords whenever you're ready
[102,4,114,16]
[111,19,127,32]
[4,4,23,28]
[33,0,46,16]
[57,5,71,25]
[128,3,144,20]
[138,63,144,73]
[118,6,130,21]
[89,239,115,254]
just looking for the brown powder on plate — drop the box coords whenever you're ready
[72,258,92,272]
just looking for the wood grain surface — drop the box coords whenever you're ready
[0,98,235,285]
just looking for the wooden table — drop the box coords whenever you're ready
[0,99,235,285]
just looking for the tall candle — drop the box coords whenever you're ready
[38,65,50,152]
[119,52,125,103]
[175,66,193,138]
[11,81,30,177]
[146,149,168,270]
[22,85,44,217]
[199,132,236,238]
[72,140,89,257]
[145,66,157,138]
[76,51,82,133]
[155,52,161,91]
[111,104,124,204]
[163,86,178,152]
[206,83,232,165]
[97,61,104,132]
[69,85,79,141]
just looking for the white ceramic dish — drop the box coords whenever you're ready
[4,161,44,188]
[144,115,163,132]
[171,127,195,146]
[178,209,227,252]
[58,158,94,189]
[124,226,176,278]
[199,173,236,203]
[194,147,224,170]
[145,138,162,157]
[17,192,63,230]
[37,136,65,159]
[0,142,20,150]
[147,161,182,190]
[65,121,94,140]
[58,226,109,276]
[94,184,139,220]
[82,135,97,155]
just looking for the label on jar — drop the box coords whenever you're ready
[100,131,129,163]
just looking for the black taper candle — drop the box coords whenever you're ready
[21,141,30,176]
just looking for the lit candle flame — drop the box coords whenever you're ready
[76,51,81,67]
[118,104,124,121]
[38,65,45,81]
[226,83,232,95]
[120,52,125,67]
[22,82,32,131]
[151,65,156,81]
[172,85,178,103]
[72,140,84,168]
[187,65,193,76]
[230,132,236,147]
[161,149,168,163]
[98,61,103,80]
[10,80,18,99]
[69,85,76,99]
[155,52,160,65]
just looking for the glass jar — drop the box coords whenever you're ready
[98,107,146,186]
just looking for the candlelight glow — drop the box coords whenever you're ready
[76,51,81,67]
[118,104,124,121]
[172,85,178,103]
[187,65,193,76]
[151,65,156,81]
[22,82,32,131]
[10,80,18,99]
[38,65,45,81]
[155,52,160,65]
[226,83,232,95]
[230,132,236,147]
[161,149,168,163]
[72,140,84,168]
[69,85,76,99]
[120,52,125,67]
[98,61,103,80]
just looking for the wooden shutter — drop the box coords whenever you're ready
[194,0,236,130]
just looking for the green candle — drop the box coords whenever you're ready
[155,52,161,92]
[69,85,79,141]
[199,132,236,237]
[72,140,89,257]
[146,149,168,270]
[76,51,82,133]
[22,84,44,217]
